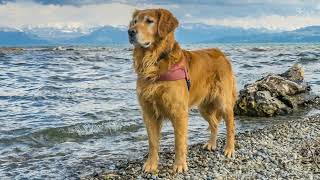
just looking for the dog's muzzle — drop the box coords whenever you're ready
[128,29,137,44]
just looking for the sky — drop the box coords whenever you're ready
[0,0,320,31]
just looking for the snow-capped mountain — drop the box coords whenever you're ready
[1,24,320,46]
[22,26,97,41]
[0,29,49,46]
[66,26,128,45]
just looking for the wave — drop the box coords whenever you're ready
[241,64,263,68]
[249,47,269,52]
[298,57,319,63]
[297,51,320,57]
[38,85,62,91]
[48,75,92,83]
[0,121,143,148]
[275,53,292,57]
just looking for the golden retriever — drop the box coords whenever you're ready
[128,8,237,173]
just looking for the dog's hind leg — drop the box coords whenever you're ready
[222,107,235,158]
[199,104,221,151]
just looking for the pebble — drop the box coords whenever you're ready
[84,114,320,180]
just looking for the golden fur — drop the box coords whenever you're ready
[128,8,237,173]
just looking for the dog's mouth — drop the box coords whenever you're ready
[143,42,151,47]
[129,37,151,48]
[129,37,136,44]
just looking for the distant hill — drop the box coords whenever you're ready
[292,26,320,35]
[23,27,91,42]
[0,24,320,46]
[0,30,49,46]
[176,23,268,43]
[199,25,320,43]
[66,26,128,45]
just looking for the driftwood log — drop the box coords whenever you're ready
[234,64,317,117]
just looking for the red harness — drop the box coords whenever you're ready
[158,59,191,90]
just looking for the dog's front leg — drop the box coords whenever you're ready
[142,111,162,173]
[171,112,188,173]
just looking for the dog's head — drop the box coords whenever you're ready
[128,8,179,48]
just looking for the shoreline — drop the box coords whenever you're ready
[85,114,320,180]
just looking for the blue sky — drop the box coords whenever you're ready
[0,0,319,31]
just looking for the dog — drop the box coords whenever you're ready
[128,8,237,173]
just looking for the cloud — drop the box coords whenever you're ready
[0,1,180,30]
[0,0,172,6]
[187,15,320,31]
[0,0,319,31]
[173,1,319,19]
[0,1,136,29]
[1,0,313,6]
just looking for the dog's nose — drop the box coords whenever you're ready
[128,29,137,36]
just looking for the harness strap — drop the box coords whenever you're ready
[158,57,191,91]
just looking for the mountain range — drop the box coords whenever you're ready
[0,24,320,46]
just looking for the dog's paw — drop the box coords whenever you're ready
[224,146,235,158]
[202,142,217,151]
[143,160,158,173]
[173,161,188,173]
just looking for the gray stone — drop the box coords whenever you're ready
[234,64,315,117]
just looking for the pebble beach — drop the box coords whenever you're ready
[86,113,320,180]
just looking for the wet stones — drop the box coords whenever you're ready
[84,114,320,180]
[234,64,315,116]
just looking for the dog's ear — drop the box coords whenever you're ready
[130,9,140,26]
[132,9,140,19]
[157,9,179,38]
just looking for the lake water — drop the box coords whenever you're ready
[0,44,320,179]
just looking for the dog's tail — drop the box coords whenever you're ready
[232,74,238,107]
[227,57,238,107]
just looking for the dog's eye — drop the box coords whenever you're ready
[146,19,154,24]
[133,19,137,24]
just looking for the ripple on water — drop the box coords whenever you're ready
[0,121,143,148]
[249,47,270,52]
[298,57,319,64]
